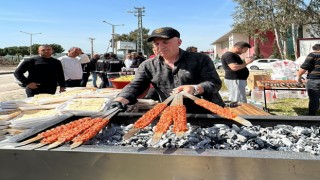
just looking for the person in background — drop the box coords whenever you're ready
[90,54,100,88]
[78,49,91,87]
[186,46,198,53]
[108,27,224,113]
[58,47,83,87]
[296,44,320,116]
[96,53,110,88]
[106,53,124,86]
[130,52,145,68]
[124,53,133,69]
[149,46,159,59]
[221,41,254,103]
[14,45,65,97]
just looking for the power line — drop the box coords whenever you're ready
[89,37,95,56]
[127,7,145,54]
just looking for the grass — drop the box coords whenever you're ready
[267,98,312,116]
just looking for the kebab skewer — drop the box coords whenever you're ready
[70,108,120,149]
[181,91,252,126]
[150,93,188,145]
[47,108,120,150]
[35,118,101,150]
[123,94,176,140]
[16,117,90,147]
[172,93,188,138]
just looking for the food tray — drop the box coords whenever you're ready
[57,98,110,116]
[9,109,60,128]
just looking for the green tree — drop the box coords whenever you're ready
[50,43,64,54]
[0,49,6,56]
[4,47,18,56]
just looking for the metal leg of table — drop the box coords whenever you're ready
[263,88,268,112]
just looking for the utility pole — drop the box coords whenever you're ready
[20,31,42,56]
[102,21,124,54]
[127,7,145,54]
[89,37,95,57]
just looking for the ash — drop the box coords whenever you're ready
[86,123,320,155]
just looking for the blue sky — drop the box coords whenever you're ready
[0,0,236,54]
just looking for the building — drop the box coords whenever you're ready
[211,30,275,60]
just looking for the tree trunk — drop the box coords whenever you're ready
[291,23,298,60]
[274,28,285,59]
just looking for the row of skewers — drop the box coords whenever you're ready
[16,91,252,149]
[258,80,305,88]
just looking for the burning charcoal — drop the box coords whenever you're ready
[231,124,241,132]
[237,134,247,142]
[281,137,293,147]
[188,137,200,143]
[226,130,238,139]
[239,129,258,138]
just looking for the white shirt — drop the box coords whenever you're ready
[78,53,90,64]
[59,55,83,80]
[124,58,133,68]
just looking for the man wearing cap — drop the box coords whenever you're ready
[108,27,224,113]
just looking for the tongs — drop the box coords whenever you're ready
[180,91,252,127]
[122,93,176,141]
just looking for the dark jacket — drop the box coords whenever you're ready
[118,49,224,110]
[130,56,145,68]
[14,56,65,89]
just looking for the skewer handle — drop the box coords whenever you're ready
[150,132,163,146]
[180,91,199,101]
[123,127,140,141]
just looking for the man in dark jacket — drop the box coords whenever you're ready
[14,45,65,97]
[96,53,110,88]
[106,53,124,86]
[90,54,100,88]
[130,52,145,68]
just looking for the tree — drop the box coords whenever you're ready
[232,0,320,59]
[0,49,6,56]
[50,43,64,54]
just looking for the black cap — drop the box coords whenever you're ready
[147,27,180,42]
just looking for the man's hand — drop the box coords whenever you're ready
[26,82,40,89]
[173,85,194,94]
[295,76,305,84]
[244,56,254,65]
[173,85,203,95]
[108,101,127,112]
[59,87,66,93]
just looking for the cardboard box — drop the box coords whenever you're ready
[247,73,271,90]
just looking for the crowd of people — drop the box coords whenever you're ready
[13,27,320,115]
[14,45,145,97]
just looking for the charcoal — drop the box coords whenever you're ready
[83,122,320,156]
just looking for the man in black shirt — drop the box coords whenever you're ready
[296,44,320,115]
[106,53,124,86]
[14,45,65,97]
[108,27,224,113]
[221,41,253,103]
